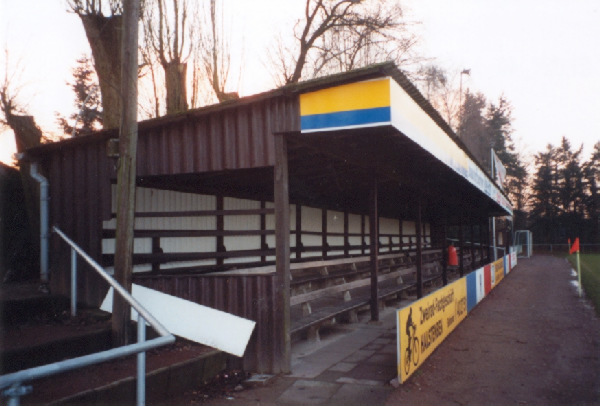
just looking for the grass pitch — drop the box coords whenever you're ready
[568,254,600,315]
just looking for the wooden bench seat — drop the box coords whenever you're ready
[290,265,447,341]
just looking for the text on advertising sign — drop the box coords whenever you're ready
[397,278,467,383]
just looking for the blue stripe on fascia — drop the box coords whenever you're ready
[466,272,478,312]
[301,106,391,130]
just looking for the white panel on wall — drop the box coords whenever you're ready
[302,206,322,232]
[161,237,216,253]
[379,217,399,235]
[326,210,344,252]
[301,205,323,257]
[348,213,362,233]
[101,238,150,255]
[224,256,262,265]
[403,220,415,246]
[403,220,416,234]
[224,197,261,252]
[326,210,344,232]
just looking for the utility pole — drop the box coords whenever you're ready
[458,69,470,135]
[113,0,139,346]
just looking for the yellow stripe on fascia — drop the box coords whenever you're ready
[300,78,391,116]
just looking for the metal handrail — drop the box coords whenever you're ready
[0,226,175,406]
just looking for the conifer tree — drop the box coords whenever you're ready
[56,55,102,136]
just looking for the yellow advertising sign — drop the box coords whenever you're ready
[299,78,390,116]
[397,278,467,383]
[493,258,505,287]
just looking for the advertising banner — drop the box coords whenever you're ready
[466,268,484,312]
[493,258,505,288]
[483,264,492,295]
[397,278,467,383]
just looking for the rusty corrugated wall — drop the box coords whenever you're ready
[136,96,300,176]
[46,136,113,305]
[30,93,299,307]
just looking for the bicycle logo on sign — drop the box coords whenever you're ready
[404,307,420,375]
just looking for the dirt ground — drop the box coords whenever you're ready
[387,255,600,406]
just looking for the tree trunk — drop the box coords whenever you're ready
[80,14,122,130]
[164,61,188,115]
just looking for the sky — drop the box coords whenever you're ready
[1,0,599,167]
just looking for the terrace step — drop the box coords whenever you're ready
[0,282,227,405]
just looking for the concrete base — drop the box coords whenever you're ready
[51,350,227,406]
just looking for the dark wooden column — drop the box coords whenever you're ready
[441,217,448,286]
[216,195,225,268]
[361,215,366,254]
[458,217,465,277]
[295,204,302,259]
[416,199,423,298]
[369,179,379,321]
[398,217,403,251]
[344,210,349,257]
[274,134,290,373]
[260,201,267,262]
[479,220,485,266]
[470,219,476,270]
[322,208,328,258]
[488,217,494,262]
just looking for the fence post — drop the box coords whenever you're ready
[137,314,146,406]
[71,248,77,317]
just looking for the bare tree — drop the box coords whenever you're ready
[415,64,463,130]
[142,0,192,115]
[68,0,123,129]
[139,37,164,118]
[200,0,238,103]
[1,50,43,276]
[271,0,420,85]
[0,50,42,153]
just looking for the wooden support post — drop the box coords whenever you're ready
[274,134,291,373]
[112,0,139,347]
[398,217,403,252]
[151,237,161,273]
[470,219,476,270]
[479,220,485,266]
[442,218,448,286]
[216,195,225,267]
[361,215,366,254]
[458,217,465,277]
[322,208,328,258]
[260,201,267,262]
[487,218,493,262]
[369,179,379,321]
[295,204,302,259]
[416,199,423,298]
[344,209,349,257]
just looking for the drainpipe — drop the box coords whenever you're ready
[30,162,49,290]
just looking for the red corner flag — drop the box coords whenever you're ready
[570,238,580,255]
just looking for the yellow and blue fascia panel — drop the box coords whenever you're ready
[300,78,392,132]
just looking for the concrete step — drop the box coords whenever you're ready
[1,282,228,405]
[1,313,112,374]
[0,282,69,326]
[21,342,227,406]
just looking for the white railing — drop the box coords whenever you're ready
[0,226,175,406]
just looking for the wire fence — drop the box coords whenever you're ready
[532,244,600,255]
